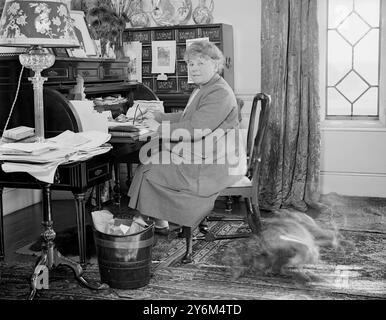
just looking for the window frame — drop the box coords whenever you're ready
[319,0,386,129]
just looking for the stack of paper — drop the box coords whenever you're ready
[1,130,112,183]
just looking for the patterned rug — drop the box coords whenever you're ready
[1,193,386,300]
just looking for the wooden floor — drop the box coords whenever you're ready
[1,194,385,300]
[2,199,83,264]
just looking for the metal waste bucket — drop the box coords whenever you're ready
[93,219,155,289]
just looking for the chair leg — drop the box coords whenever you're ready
[126,163,133,189]
[112,163,121,206]
[245,197,262,234]
[181,226,193,264]
[225,196,233,213]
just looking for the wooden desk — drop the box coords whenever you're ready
[0,151,114,265]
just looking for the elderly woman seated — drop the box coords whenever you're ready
[127,40,247,261]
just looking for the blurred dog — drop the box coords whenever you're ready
[222,210,341,282]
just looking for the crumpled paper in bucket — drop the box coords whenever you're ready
[91,210,149,235]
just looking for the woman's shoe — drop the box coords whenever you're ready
[154,218,169,235]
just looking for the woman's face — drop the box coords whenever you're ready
[187,55,217,86]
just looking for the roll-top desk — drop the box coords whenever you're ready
[0,56,158,137]
[0,56,158,265]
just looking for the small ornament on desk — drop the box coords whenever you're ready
[70,75,86,100]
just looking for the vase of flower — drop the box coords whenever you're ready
[87,1,132,59]
[114,31,125,60]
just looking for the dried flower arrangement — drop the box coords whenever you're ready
[86,0,133,57]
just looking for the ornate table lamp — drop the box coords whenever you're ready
[0,0,80,142]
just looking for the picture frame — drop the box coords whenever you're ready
[124,41,142,82]
[151,40,176,75]
[67,10,96,58]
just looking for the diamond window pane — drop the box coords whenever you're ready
[355,0,380,27]
[328,31,352,86]
[337,12,370,45]
[327,88,351,116]
[353,88,378,116]
[336,71,369,102]
[328,0,353,28]
[354,29,379,85]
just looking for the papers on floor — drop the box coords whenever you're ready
[0,130,112,183]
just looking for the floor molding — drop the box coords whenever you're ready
[320,171,386,197]
[3,188,42,216]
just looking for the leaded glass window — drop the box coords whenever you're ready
[327,0,380,118]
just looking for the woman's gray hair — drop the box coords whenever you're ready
[184,41,226,74]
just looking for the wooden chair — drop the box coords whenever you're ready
[179,93,271,263]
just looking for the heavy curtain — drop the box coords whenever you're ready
[259,0,321,212]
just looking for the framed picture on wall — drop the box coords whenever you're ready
[151,41,176,75]
[124,41,142,82]
[67,10,96,58]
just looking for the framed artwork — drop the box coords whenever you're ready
[67,10,96,58]
[124,41,142,82]
[151,41,176,75]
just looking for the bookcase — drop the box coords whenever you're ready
[123,23,234,112]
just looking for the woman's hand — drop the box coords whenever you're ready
[152,111,164,123]
[140,109,155,120]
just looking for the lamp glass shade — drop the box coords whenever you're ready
[0,0,80,48]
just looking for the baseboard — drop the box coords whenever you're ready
[320,171,386,197]
[3,188,42,216]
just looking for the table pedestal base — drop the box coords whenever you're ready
[29,243,108,300]
[28,185,109,300]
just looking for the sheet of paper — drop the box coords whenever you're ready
[47,130,90,148]
[142,119,160,132]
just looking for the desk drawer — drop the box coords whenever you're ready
[42,67,70,80]
[74,68,100,81]
[103,67,125,80]
[87,163,110,184]
[54,154,112,189]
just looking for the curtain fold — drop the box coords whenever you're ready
[259,0,321,212]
